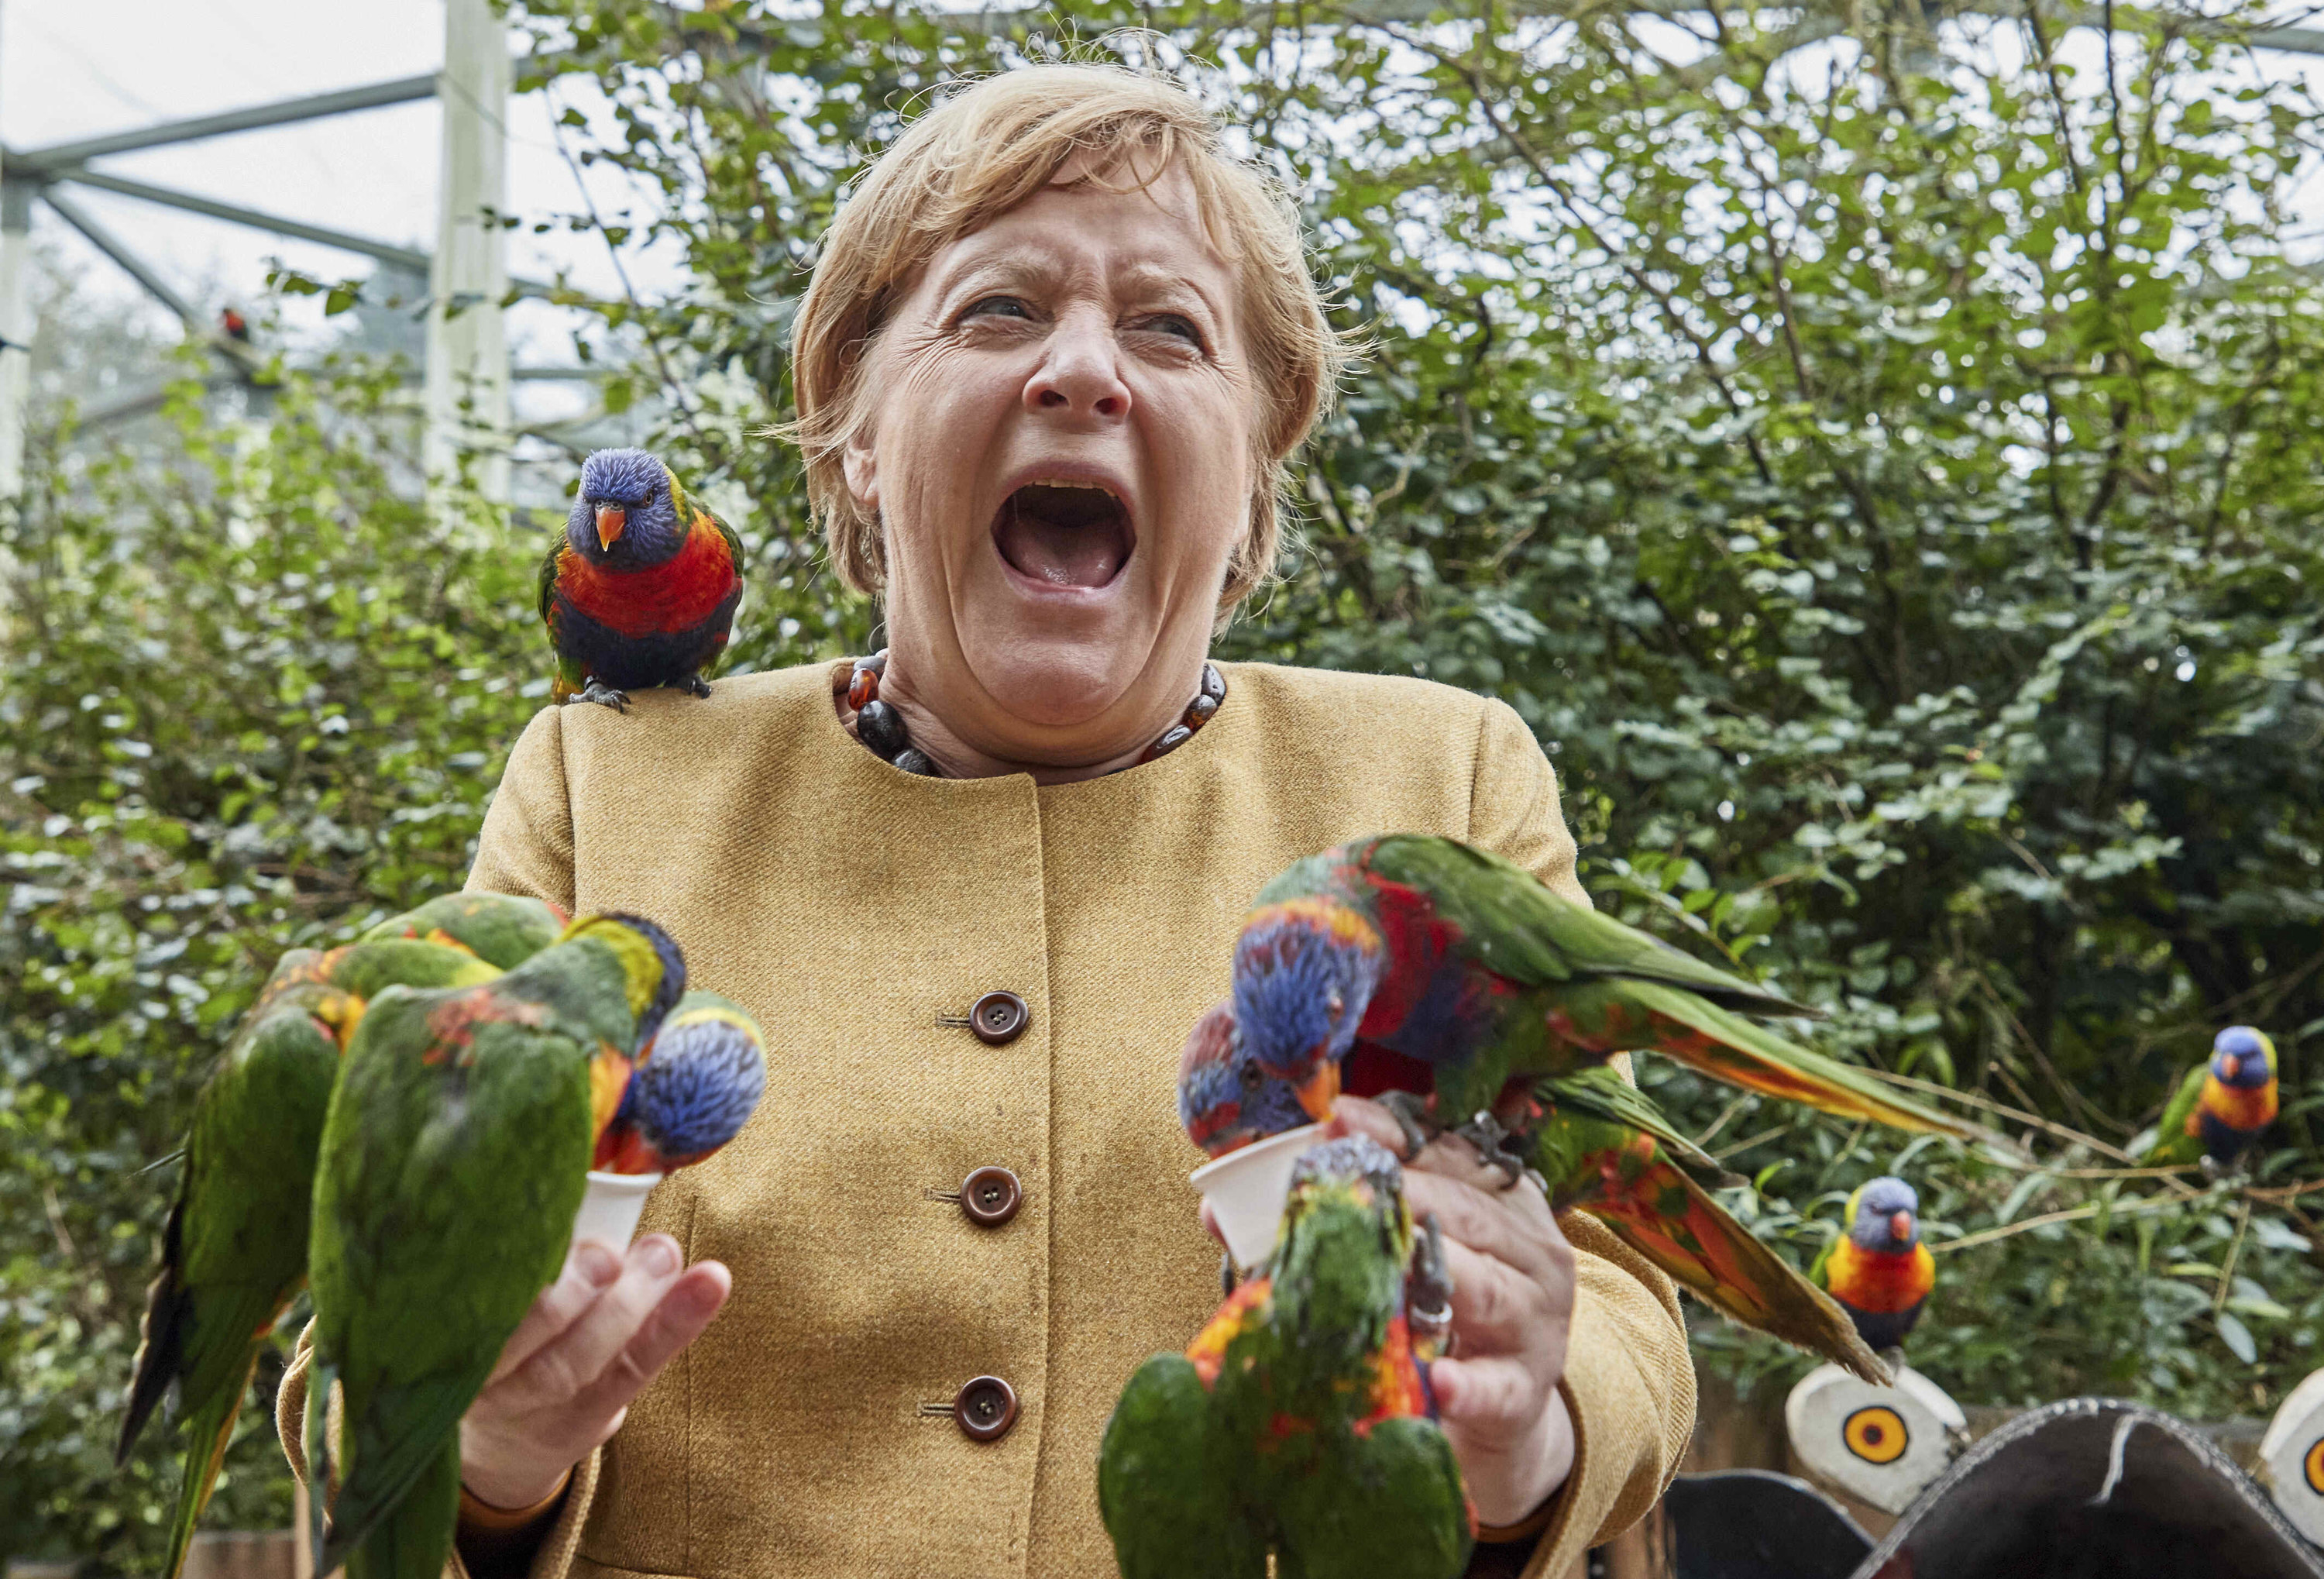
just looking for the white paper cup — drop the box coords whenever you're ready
[1188,1123,1325,1271]
[570,1169,664,1252]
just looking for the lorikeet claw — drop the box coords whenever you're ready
[1376,1090,1441,1160]
[1407,1212,1454,1362]
[575,680,631,712]
[1220,1250,1240,1298]
[1452,1109,1528,1189]
[680,675,713,700]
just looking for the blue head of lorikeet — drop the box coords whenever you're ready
[559,912,687,1047]
[1178,1003,1316,1157]
[597,994,768,1173]
[571,449,688,569]
[2211,1025,2275,1091]
[1231,897,1385,1123]
[1848,1175,1921,1254]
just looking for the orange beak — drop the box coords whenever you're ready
[2219,1054,2241,1081]
[1292,1058,1341,1123]
[1889,1211,1913,1242]
[595,504,626,550]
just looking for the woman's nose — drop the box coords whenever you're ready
[1023,315,1131,421]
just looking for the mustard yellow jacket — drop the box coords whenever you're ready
[280,659,1694,1579]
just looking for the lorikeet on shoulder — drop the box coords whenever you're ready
[1232,834,1982,1166]
[1183,1010,1886,1381]
[2143,1025,2278,1176]
[541,448,743,711]
[358,892,569,971]
[305,913,686,1579]
[118,937,499,1579]
[1811,1176,1934,1354]
[1099,1135,1472,1579]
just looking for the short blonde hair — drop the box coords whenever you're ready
[787,60,1346,607]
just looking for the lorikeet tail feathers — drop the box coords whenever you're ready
[1620,981,1985,1143]
[115,1202,189,1467]
[1544,1068,1736,1184]
[318,1371,486,1579]
[1581,1154,1888,1383]
[153,1278,285,1579]
[344,1437,462,1579]
[158,1352,261,1579]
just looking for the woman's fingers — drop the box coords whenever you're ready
[513,1235,689,1399]
[1430,1237,1557,1354]
[1430,1354,1553,1436]
[1400,1168,1572,1293]
[572,1261,731,1421]
[489,1240,624,1385]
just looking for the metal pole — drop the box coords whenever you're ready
[425,0,511,506]
[0,177,37,500]
[7,74,439,175]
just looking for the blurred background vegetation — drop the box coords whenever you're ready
[5,2,2324,1569]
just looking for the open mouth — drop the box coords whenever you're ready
[992,480,1133,590]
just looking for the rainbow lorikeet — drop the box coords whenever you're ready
[359,892,569,971]
[2142,1026,2280,1177]
[593,991,768,1174]
[1231,835,1981,1166]
[1810,1176,1933,1354]
[305,914,686,1579]
[1098,1135,1471,1579]
[116,938,500,1579]
[541,448,744,711]
[1182,1007,1886,1381]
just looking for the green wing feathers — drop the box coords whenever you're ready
[1363,835,1823,1018]
[1272,1416,1473,1579]
[1098,1355,1270,1579]
[1576,1147,1887,1381]
[2141,1065,2209,1165]
[1613,980,1982,1140]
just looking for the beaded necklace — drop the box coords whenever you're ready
[844,649,1228,778]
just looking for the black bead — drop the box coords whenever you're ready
[1198,662,1226,703]
[1140,724,1194,763]
[892,747,940,777]
[1186,691,1220,725]
[856,699,908,760]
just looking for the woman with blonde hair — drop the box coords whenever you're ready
[283,59,1694,1579]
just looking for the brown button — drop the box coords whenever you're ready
[954,1376,1018,1442]
[969,990,1030,1046]
[960,1166,1022,1227]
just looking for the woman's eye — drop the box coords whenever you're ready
[963,295,1033,322]
[1143,313,1202,344]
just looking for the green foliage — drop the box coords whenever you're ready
[9,2,2324,1567]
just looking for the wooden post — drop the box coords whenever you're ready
[424,0,511,507]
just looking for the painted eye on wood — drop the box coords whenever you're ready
[1844,1404,1910,1465]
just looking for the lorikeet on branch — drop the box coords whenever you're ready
[1099,1135,1472,1579]
[1811,1176,1934,1355]
[2142,1025,2279,1178]
[541,448,743,711]
[305,913,685,1579]
[117,939,500,1579]
[1182,1009,1887,1381]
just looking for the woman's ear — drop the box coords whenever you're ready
[841,430,881,519]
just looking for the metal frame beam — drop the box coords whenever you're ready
[6,74,440,175]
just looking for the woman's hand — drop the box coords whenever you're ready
[1328,1097,1576,1529]
[457,1235,731,1510]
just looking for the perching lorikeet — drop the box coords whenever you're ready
[1811,1176,1934,1355]
[1230,835,1982,1161]
[593,991,768,1174]
[305,913,686,1579]
[1182,1007,1887,1381]
[2142,1026,2280,1177]
[541,448,744,711]
[1099,1135,1472,1579]
[117,938,500,1579]
[358,892,569,971]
